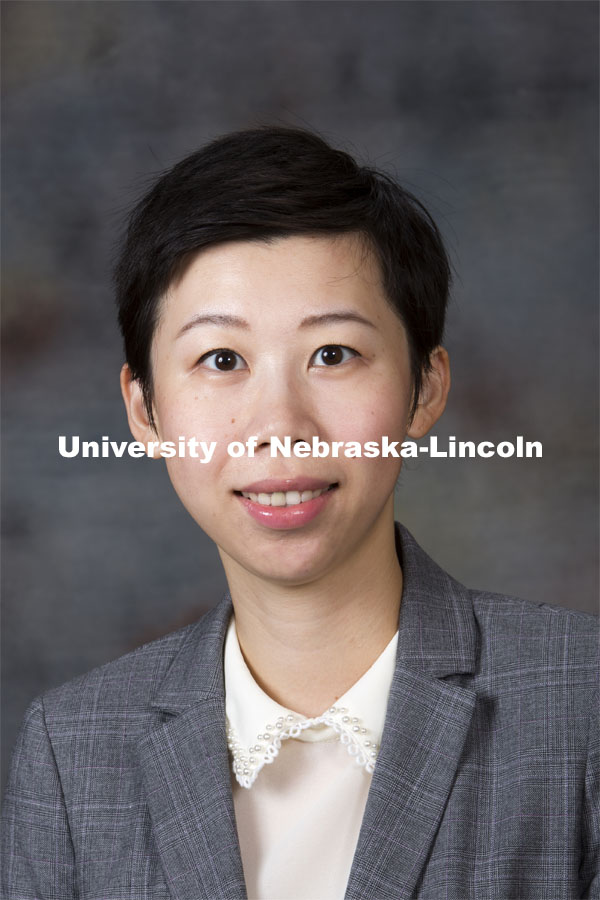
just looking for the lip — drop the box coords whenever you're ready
[236,483,337,531]
[237,477,333,494]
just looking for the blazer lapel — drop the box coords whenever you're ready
[137,597,248,900]
[135,525,478,900]
[345,526,479,900]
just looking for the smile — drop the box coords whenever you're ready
[234,482,338,530]
[238,487,333,507]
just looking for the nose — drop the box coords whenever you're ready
[245,370,319,454]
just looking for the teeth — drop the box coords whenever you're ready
[240,487,331,506]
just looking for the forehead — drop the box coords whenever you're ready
[157,233,392,331]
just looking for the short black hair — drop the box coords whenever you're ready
[113,126,451,426]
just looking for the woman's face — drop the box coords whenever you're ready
[123,234,447,587]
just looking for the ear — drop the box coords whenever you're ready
[406,347,451,439]
[119,364,160,456]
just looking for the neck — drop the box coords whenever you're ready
[220,517,402,717]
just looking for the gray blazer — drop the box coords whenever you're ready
[2,525,598,899]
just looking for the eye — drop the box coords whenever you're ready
[198,349,247,371]
[310,345,358,367]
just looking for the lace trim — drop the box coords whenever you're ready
[227,705,380,789]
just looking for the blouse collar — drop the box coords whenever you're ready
[224,615,398,788]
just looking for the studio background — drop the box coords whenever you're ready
[2,0,598,790]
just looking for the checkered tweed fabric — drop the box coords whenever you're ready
[2,525,598,899]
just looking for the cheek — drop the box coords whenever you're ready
[365,397,407,436]
[316,394,406,500]
[320,377,410,445]
[327,375,409,493]
[152,393,238,511]
[164,456,219,516]
[161,440,236,532]
[154,388,231,445]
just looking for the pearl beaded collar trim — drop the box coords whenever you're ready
[223,615,398,791]
[227,706,380,789]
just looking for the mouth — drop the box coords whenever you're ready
[233,480,339,530]
[234,483,338,507]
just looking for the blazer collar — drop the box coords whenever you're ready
[150,593,233,714]
[138,597,243,900]
[139,523,479,900]
[393,522,478,677]
[345,524,479,899]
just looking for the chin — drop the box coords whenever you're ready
[237,540,339,586]
[256,564,332,588]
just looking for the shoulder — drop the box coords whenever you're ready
[37,596,231,727]
[471,587,598,655]
[397,522,598,683]
[469,588,598,692]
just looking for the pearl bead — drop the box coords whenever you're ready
[227,704,380,789]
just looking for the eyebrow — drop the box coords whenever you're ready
[176,313,250,338]
[299,311,376,330]
[176,309,376,339]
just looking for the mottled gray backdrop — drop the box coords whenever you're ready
[2,1,598,788]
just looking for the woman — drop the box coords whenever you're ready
[2,127,597,899]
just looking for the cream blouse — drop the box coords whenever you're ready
[224,616,399,900]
